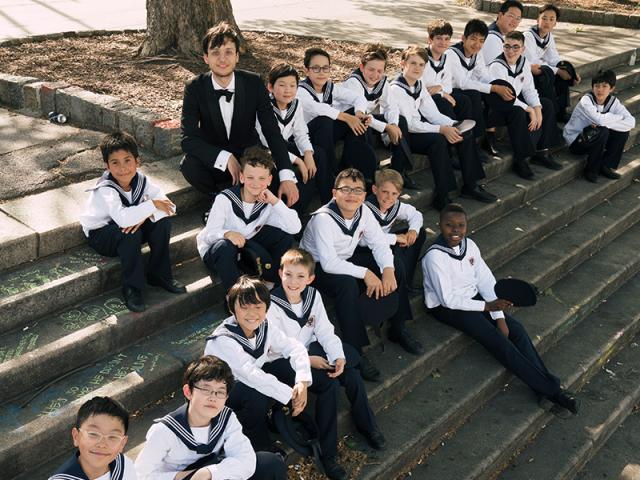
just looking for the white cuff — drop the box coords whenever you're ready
[214,150,232,171]
[278,169,297,183]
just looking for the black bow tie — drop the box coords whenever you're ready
[214,89,234,103]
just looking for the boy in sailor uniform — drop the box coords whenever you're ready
[197,147,301,290]
[256,62,332,215]
[49,396,136,480]
[524,4,580,123]
[79,131,185,313]
[488,31,562,179]
[300,168,424,382]
[135,355,286,480]
[389,45,497,209]
[267,248,386,477]
[342,44,416,189]
[481,0,523,65]
[444,19,517,157]
[422,203,579,414]
[365,169,426,286]
[204,276,312,456]
[297,47,379,187]
[563,70,636,183]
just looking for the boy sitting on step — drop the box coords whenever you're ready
[421,203,579,414]
[49,396,136,480]
[135,355,286,480]
[79,131,186,313]
[563,69,636,183]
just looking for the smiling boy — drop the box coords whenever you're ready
[482,0,524,64]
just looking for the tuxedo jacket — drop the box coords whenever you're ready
[181,69,290,172]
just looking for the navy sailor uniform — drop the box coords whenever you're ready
[49,451,136,480]
[481,21,506,65]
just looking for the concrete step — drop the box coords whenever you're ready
[494,339,640,480]
[570,48,639,81]
[569,62,640,104]
[349,218,640,479]
[400,270,640,480]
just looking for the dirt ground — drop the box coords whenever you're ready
[461,0,639,14]
[0,31,402,121]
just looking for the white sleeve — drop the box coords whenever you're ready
[578,95,627,127]
[521,61,541,108]
[609,100,636,132]
[335,84,368,113]
[292,106,314,154]
[390,86,440,134]
[523,32,539,65]
[96,188,156,228]
[471,244,504,320]
[214,150,232,171]
[268,325,313,385]
[442,63,454,94]
[200,194,231,243]
[265,200,302,234]
[297,90,341,120]
[311,295,345,363]
[134,424,181,480]
[418,89,455,126]
[361,210,395,272]
[544,35,562,72]
[144,179,175,222]
[381,83,400,126]
[482,35,503,65]
[446,50,492,94]
[398,202,423,232]
[208,414,257,480]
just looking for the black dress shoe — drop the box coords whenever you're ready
[481,132,500,157]
[584,170,598,183]
[531,151,562,170]
[461,184,498,203]
[321,456,348,480]
[122,287,145,312]
[358,354,381,382]
[550,389,580,414]
[358,428,387,450]
[600,166,621,179]
[148,276,187,294]
[432,194,452,211]
[388,328,424,355]
[402,172,419,190]
[514,159,535,180]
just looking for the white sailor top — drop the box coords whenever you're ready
[421,49,453,95]
[443,42,493,94]
[481,21,505,65]
[267,285,344,363]
[563,93,636,145]
[204,316,312,405]
[134,403,256,480]
[299,200,395,278]
[523,27,562,73]
[196,185,302,258]
[341,69,400,133]
[388,75,455,134]
[364,195,424,245]
[49,451,136,480]
[79,171,173,237]
[296,78,368,124]
[421,235,504,319]
[256,97,314,162]
[488,54,541,110]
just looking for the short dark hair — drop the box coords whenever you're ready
[592,69,617,88]
[239,146,276,173]
[539,3,560,19]
[439,202,467,221]
[183,355,235,392]
[100,131,139,163]
[427,19,453,39]
[499,0,524,14]
[464,19,489,39]
[202,22,240,54]
[505,30,525,44]
[227,275,271,314]
[334,168,366,189]
[360,43,388,66]
[401,45,428,63]
[268,62,299,85]
[75,396,129,433]
[304,47,330,68]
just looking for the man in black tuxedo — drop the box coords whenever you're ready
[180,22,299,207]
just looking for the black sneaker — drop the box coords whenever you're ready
[531,151,562,171]
[388,328,424,355]
[550,389,580,414]
[460,184,498,203]
[600,166,621,180]
[359,354,381,382]
[481,132,500,157]
[514,159,535,180]
[321,456,348,480]
[122,287,145,313]
[357,427,387,450]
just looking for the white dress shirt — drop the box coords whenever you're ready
[421,50,453,95]
[341,74,400,132]
[523,27,562,73]
[364,197,424,245]
[211,74,236,172]
[488,54,541,110]
[296,79,368,123]
[444,43,493,94]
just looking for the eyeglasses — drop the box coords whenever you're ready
[79,429,125,447]
[308,65,331,73]
[503,44,522,51]
[335,186,366,195]
[505,13,522,21]
[193,385,228,399]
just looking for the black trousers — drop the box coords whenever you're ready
[452,88,487,139]
[286,141,333,215]
[88,217,172,292]
[406,131,461,198]
[312,247,410,351]
[202,225,293,291]
[430,306,561,397]
[307,108,378,182]
[533,65,572,117]
[226,380,273,452]
[391,227,427,286]
[570,127,629,174]
[251,452,287,480]
[365,114,413,174]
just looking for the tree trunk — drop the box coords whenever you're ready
[139,0,246,57]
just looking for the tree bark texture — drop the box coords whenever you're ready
[140,0,245,57]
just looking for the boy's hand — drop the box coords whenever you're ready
[395,233,408,247]
[191,468,213,480]
[327,358,346,378]
[227,155,241,185]
[364,269,384,299]
[535,106,543,127]
[385,123,403,144]
[278,180,299,207]
[121,219,147,234]
[496,317,510,338]
[427,85,442,95]
[443,92,456,106]
[293,158,309,183]
[224,231,246,248]
[303,151,317,178]
[440,125,463,144]
[527,107,540,131]
[485,299,513,311]
[492,84,516,101]
[339,112,367,135]
[152,198,175,216]
[405,229,418,246]
[291,382,308,416]
[257,188,279,205]
[309,355,332,370]
[381,267,397,296]
[531,64,542,76]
